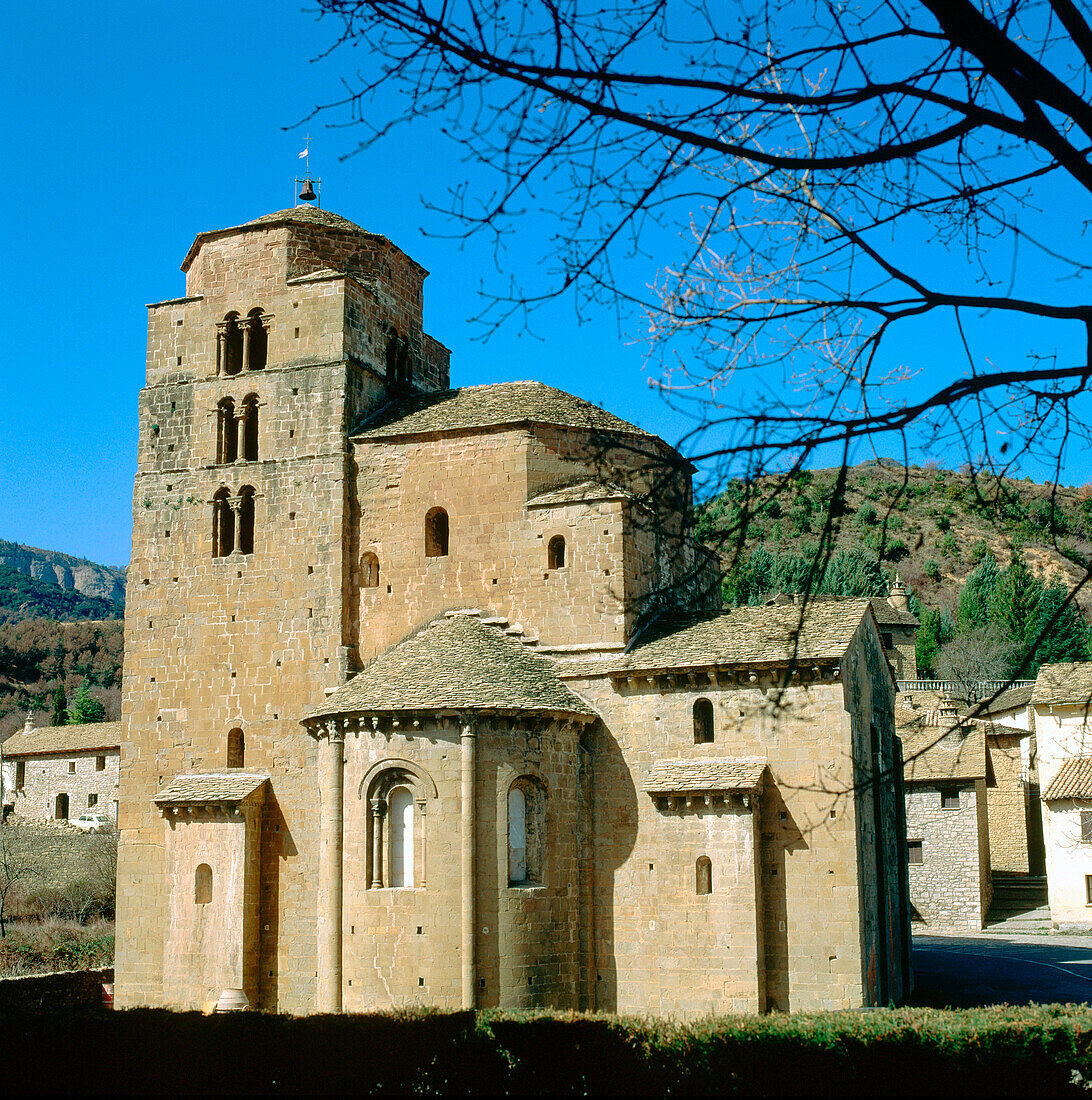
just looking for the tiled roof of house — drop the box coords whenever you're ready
[899,721,986,782]
[967,683,1034,719]
[2,721,121,758]
[526,480,634,508]
[1033,663,1092,707]
[153,772,270,805]
[607,600,871,675]
[351,382,654,441]
[306,613,597,721]
[1044,755,1092,800]
[868,598,920,628]
[644,758,767,794]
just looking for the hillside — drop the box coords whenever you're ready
[697,459,1092,620]
[0,539,125,612]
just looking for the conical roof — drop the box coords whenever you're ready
[305,613,596,722]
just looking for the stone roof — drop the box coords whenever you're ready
[244,207,367,233]
[869,598,919,628]
[644,758,767,794]
[979,721,1030,738]
[899,721,986,783]
[1033,663,1092,707]
[607,600,872,675]
[526,480,634,508]
[351,382,655,441]
[153,772,269,805]
[2,721,121,758]
[306,613,597,722]
[1044,756,1092,801]
[966,683,1034,719]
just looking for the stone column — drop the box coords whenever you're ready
[241,318,252,372]
[316,720,345,1013]
[460,716,477,1009]
[370,798,385,888]
[215,321,229,377]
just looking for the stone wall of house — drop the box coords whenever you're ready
[8,749,119,823]
[905,782,984,931]
[986,732,1030,873]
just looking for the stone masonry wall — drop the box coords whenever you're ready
[905,783,983,931]
[986,733,1030,873]
[9,750,119,823]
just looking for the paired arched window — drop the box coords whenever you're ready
[366,766,432,890]
[212,487,255,558]
[361,551,380,588]
[195,863,213,905]
[693,698,714,744]
[425,508,449,557]
[548,535,566,570]
[241,395,259,461]
[227,728,244,768]
[215,395,259,464]
[508,777,547,886]
[696,856,712,895]
[217,309,270,376]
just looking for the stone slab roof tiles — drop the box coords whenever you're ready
[967,683,1034,718]
[306,612,597,722]
[1044,756,1092,801]
[868,598,920,628]
[1033,663,1092,707]
[351,382,654,441]
[2,721,121,758]
[245,207,367,233]
[526,479,635,508]
[153,772,270,805]
[608,600,872,675]
[644,758,767,794]
[899,722,986,782]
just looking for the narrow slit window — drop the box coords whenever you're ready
[425,507,449,557]
[696,856,712,895]
[227,728,244,768]
[237,486,256,555]
[195,864,213,905]
[361,552,380,588]
[693,698,714,744]
[389,786,414,888]
[548,535,566,570]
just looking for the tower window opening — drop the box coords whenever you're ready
[388,786,415,888]
[227,728,244,768]
[693,698,714,744]
[216,397,238,464]
[195,863,213,905]
[237,486,256,555]
[213,488,234,557]
[385,326,413,389]
[222,312,243,376]
[425,508,449,558]
[548,535,566,570]
[361,551,380,589]
[696,856,713,895]
[241,394,259,462]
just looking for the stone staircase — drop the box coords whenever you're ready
[984,872,1051,933]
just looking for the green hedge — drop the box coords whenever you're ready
[4,1005,1092,1095]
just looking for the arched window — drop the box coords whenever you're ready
[696,856,712,895]
[425,507,449,557]
[195,864,213,905]
[241,394,259,462]
[548,535,566,570]
[237,486,255,555]
[361,551,380,588]
[216,397,238,464]
[227,728,244,768]
[693,698,714,744]
[508,777,547,886]
[213,488,234,557]
[223,312,243,376]
[389,786,415,888]
[246,309,268,371]
[385,327,412,388]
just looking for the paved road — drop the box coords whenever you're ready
[912,933,1092,1007]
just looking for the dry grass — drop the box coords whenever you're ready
[0,916,114,976]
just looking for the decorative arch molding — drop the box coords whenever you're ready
[358,756,439,802]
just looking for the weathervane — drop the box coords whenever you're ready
[295,135,321,207]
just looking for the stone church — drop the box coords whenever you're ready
[114,204,910,1016]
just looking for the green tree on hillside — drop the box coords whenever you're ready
[992,553,1041,656]
[1029,585,1091,673]
[916,609,955,679]
[50,685,67,727]
[957,554,1000,632]
[67,682,105,725]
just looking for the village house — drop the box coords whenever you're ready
[113,203,911,1016]
[1,716,120,823]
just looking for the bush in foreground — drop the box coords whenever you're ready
[2,1005,1092,1096]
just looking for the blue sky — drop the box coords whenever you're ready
[1,3,1088,568]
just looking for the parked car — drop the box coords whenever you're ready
[72,812,111,833]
